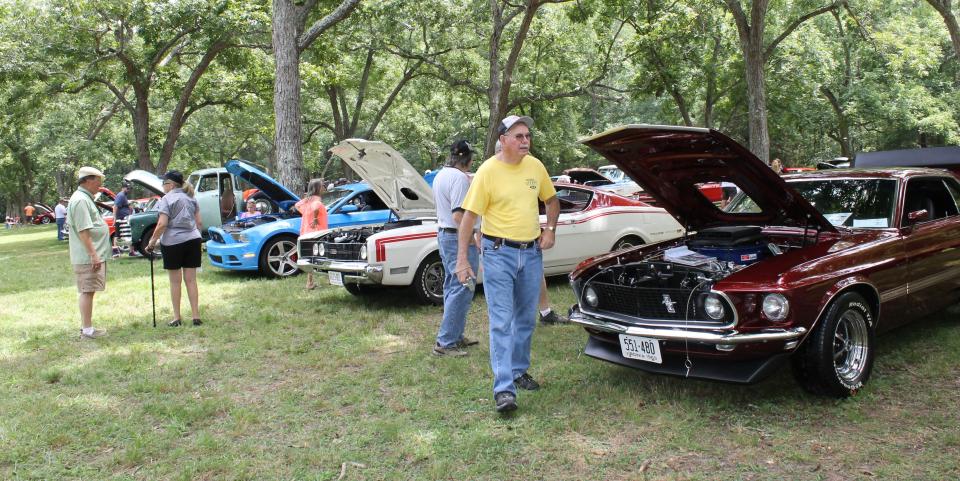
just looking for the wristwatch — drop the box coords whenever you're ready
[544,226,556,232]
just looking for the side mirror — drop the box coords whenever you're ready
[907,209,929,223]
[339,204,359,214]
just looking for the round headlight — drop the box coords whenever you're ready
[317,243,325,257]
[359,244,368,260]
[584,286,599,307]
[312,243,320,256]
[762,293,789,322]
[703,294,725,320]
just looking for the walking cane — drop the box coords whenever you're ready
[149,250,156,328]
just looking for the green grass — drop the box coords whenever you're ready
[2,225,959,480]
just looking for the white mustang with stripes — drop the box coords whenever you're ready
[296,139,684,305]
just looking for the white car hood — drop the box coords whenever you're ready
[330,139,436,219]
[123,169,164,196]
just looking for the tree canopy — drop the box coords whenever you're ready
[2,0,958,213]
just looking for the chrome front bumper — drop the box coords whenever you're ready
[296,258,383,284]
[569,308,806,345]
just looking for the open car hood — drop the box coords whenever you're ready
[562,168,613,185]
[123,170,164,196]
[225,160,299,204]
[330,139,435,219]
[580,125,836,232]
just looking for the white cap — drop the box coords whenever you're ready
[498,115,533,135]
[77,166,105,180]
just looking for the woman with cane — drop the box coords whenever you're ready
[146,171,203,327]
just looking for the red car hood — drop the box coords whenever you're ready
[580,125,836,233]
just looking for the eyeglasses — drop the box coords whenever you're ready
[508,133,532,141]
[162,181,174,186]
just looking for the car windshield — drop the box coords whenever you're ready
[728,178,898,228]
[322,188,352,206]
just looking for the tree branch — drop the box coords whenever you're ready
[764,2,842,59]
[298,0,362,52]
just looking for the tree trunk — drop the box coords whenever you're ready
[273,0,307,193]
[132,88,153,172]
[743,48,770,162]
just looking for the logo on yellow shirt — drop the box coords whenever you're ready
[525,178,537,190]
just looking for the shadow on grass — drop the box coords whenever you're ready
[579,307,960,409]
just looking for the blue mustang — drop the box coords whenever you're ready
[206,160,393,277]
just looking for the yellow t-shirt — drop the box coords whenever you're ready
[461,154,557,242]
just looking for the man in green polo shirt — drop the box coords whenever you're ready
[67,166,111,339]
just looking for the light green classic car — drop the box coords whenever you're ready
[120,166,255,256]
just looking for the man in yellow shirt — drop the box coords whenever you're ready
[455,115,560,413]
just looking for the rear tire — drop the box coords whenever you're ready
[258,235,299,278]
[412,252,444,305]
[792,292,875,397]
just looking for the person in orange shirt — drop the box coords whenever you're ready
[293,179,328,290]
[23,204,35,224]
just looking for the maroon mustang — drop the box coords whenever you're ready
[569,124,960,397]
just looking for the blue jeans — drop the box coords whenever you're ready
[436,231,479,347]
[481,237,542,396]
[56,218,65,240]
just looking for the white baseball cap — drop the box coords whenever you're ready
[77,166,105,180]
[498,115,534,135]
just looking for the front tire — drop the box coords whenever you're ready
[258,235,299,278]
[41,216,51,224]
[792,292,875,397]
[412,252,444,305]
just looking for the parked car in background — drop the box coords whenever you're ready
[782,167,815,174]
[854,146,960,178]
[816,157,851,169]
[63,200,117,239]
[560,168,615,187]
[30,203,56,225]
[205,160,394,278]
[571,124,960,397]
[120,164,259,256]
[298,139,685,304]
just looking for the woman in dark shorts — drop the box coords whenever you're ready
[146,171,204,327]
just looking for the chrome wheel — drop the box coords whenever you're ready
[792,291,875,397]
[833,309,870,384]
[264,238,298,277]
[422,260,444,299]
[413,254,445,305]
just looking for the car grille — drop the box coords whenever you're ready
[117,219,131,240]
[587,282,728,325]
[300,240,364,261]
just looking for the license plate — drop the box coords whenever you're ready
[618,334,662,364]
[328,271,343,286]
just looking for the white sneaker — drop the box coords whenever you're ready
[80,328,107,339]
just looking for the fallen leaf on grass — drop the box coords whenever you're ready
[639,459,651,473]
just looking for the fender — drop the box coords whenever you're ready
[798,276,880,347]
